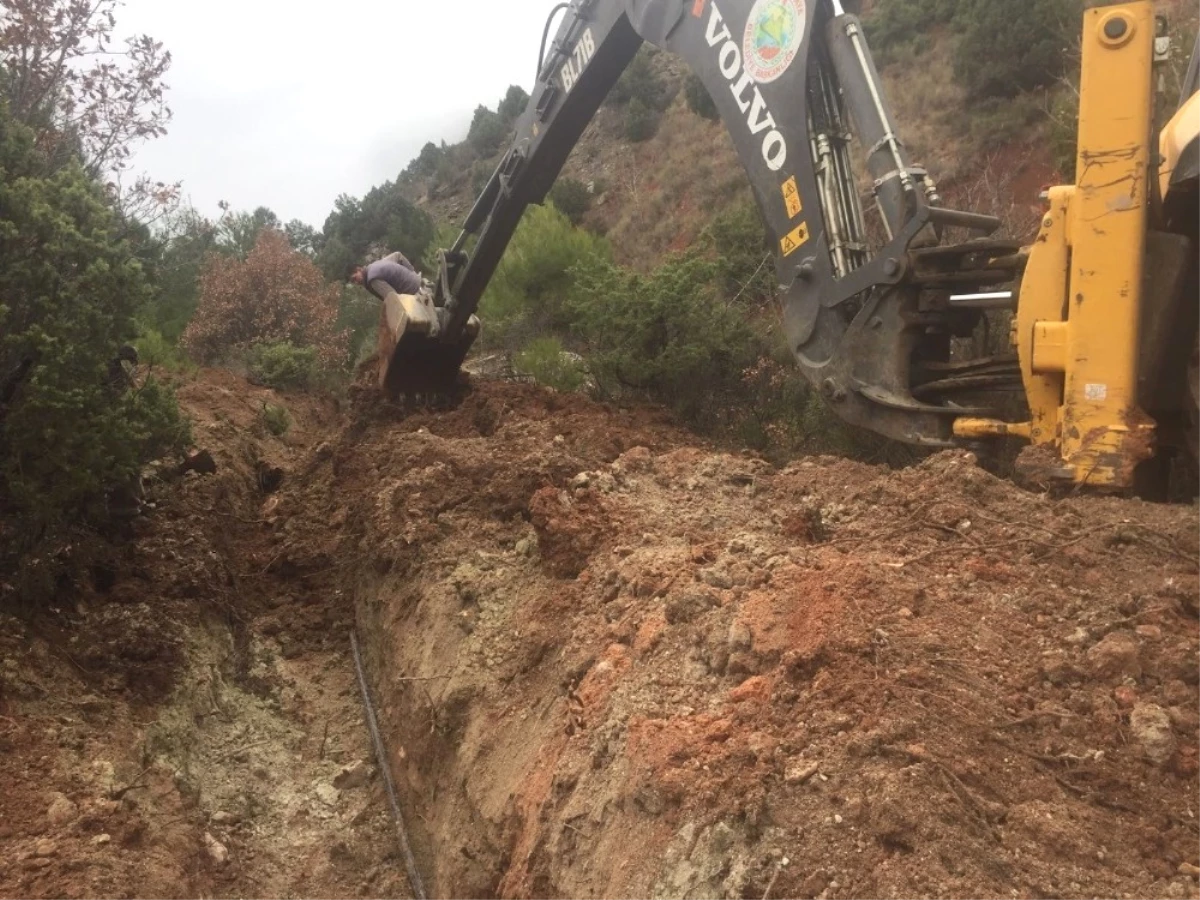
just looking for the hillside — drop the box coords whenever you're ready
[395,0,1197,272]
[396,10,1051,271]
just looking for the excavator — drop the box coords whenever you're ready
[376,0,1199,496]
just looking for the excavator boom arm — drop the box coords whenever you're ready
[420,0,1015,448]
[371,0,1199,494]
[440,1,640,336]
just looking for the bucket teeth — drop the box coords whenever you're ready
[380,331,473,401]
[376,292,480,403]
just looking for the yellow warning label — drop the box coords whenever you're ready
[782,176,802,218]
[780,222,810,256]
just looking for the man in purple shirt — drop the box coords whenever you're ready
[350,251,423,300]
[351,251,442,349]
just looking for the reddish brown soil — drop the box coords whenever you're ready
[0,369,409,899]
[334,378,1198,899]
[1,367,1197,899]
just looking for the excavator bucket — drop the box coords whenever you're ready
[376,289,479,402]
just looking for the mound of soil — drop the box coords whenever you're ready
[1,368,1196,900]
[320,379,1197,899]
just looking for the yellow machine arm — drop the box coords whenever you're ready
[956,1,1199,492]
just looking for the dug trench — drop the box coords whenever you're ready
[1,367,1198,900]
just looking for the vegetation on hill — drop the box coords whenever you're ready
[866,0,1080,98]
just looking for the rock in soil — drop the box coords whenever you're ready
[1086,630,1142,680]
[332,760,374,790]
[1130,702,1177,767]
[314,783,340,807]
[204,832,229,866]
[45,794,77,826]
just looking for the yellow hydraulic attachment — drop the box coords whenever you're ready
[955,1,1161,488]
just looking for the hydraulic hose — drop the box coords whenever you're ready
[350,629,427,900]
[538,3,572,81]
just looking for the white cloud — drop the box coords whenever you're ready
[122,0,557,227]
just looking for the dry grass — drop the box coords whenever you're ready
[879,35,973,185]
[561,93,748,270]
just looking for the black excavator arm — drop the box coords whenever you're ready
[392,0,1024,447]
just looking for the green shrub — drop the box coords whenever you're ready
[404,141,444,180]
[315,235,356,284]
[864,0,958,65]
[1048,89,1080,181]
[497,85,530,123]
[607,47,672,110]
[420,222,463,276]
[625,97,658,142]
[478,203,611,349]
[559,245,902,464]
[684,73,719,121]
[865,0,1079,97]
[966,93,1046,150]
[133,327,191,372]
[954,0,1080,100]
[467,105,507,156]
[140,208,217,343]
[124,376,194,463]
[731,349,905,462]
[706,201,774,303]
[0,104,191,549]
[336,285,382,370]
[566,250,759,428]
[430,151,465,194]
[514,337,589,392]
[261,402,291,436]
[549,178,592,226]
[472,161,493,195]
[317,182,436,282]
[249,341,319,390]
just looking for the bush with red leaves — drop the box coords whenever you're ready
[181,229,348,367]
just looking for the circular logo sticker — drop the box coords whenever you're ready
[743,0,806,84]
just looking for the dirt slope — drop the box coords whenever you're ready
[1,368,1197,900]
[300,378,1197,899]
[0,370,412,899]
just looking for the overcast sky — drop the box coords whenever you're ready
[121,0,557,229]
